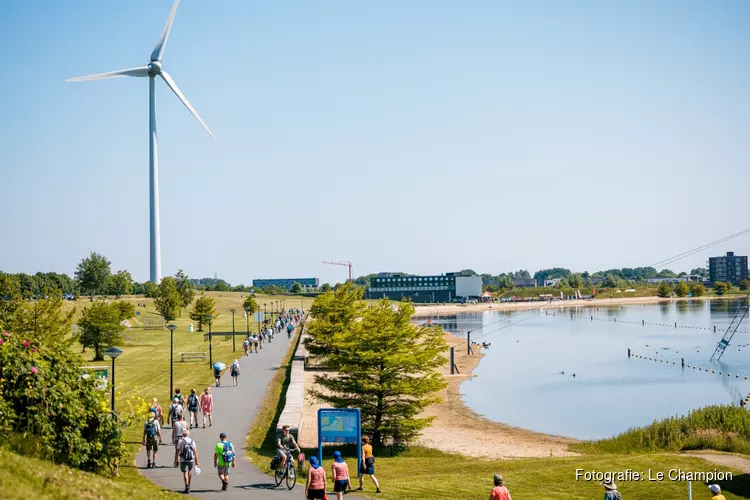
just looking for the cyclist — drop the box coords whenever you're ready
[276,425,300,473]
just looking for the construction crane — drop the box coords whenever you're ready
[322,260,353,284]
[711,294,749,362]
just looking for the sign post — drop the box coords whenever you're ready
[317,408,362,477]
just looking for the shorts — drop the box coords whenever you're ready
[146,437,158,452]
[180,461,194,473]
[364,464,375,475]
[307,489,325,499]
[334,479,349,492]
[217,464,230,476]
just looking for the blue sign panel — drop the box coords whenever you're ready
[317,408,361,476]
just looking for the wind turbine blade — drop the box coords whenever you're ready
[151,0,180,61]
[160,71,215,138]
[66,66,150,82]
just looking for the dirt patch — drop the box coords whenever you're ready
[682,451,750,474]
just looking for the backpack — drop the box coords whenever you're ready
[145,421,158,438]
[188,395,198,411]
[231,364,239,376]
[180,437,195,462]
[171,404,183,421]
[222,441,235,464]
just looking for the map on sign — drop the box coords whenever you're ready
[319,409,359,443]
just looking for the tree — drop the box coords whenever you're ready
[9,295,75,345]
[242,295,258,314]
[107,270,133,298]
[0,272,21,330]
[77,302,126,361]
[112,300,136,322]
[740,279,750,291]
[690,268,708,278]
[189,295,216,332]
[691,283,706,297]
[75,252,112,297]
[714,281,728,296]
[657,281,672,298]
[568,273,583,289]
[319,283,332,293]
[602,274,622,289]
[500,275,514,290]
[154,277,181,321]
[174,269,195,310]
[289,282,303,294]
[311,298,447,447]
[143,281,158,298]
[674,282,689,298]
[304,284,366,361]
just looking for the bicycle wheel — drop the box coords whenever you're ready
[286,464,296,490]
[274,465,284,486]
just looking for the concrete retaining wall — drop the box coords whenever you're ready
[275,318,309,442]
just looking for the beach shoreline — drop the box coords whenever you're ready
[412,295,714,317]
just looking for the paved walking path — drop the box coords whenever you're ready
[139,331,308,498]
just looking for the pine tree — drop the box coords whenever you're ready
[190,295,216,332]
[309,290,447,447]
[304,284,365,361]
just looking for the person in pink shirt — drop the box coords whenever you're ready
[200,387,213,428]
[488,474,512,500]
[331,450,351,500]
[305,455,327,500]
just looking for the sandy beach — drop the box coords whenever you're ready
[412,295,709,317]
[300,331,577,458]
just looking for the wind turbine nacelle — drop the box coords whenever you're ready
[148,61,163,75]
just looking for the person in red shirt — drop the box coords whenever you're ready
[488,474,512,500]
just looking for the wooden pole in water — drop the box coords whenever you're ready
[450,347,455,374]
[467,331,473,355]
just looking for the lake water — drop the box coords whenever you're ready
[421,299,750,440]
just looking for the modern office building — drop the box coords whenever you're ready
[365,272,482,303]
[252,277,319,290]
[708,252,748,285]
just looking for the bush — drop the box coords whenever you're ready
[112,301,136,322]
[657,281,672,298]
[572,405,750,455]
[674,282,689,297]
[0,329,123,473]
[714,281,728,296]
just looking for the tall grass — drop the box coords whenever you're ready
[572,405,750,454]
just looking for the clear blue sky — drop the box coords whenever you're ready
[1,0,749,285]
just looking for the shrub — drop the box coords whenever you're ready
[690,283,706,297]
[657,281,672,298]
[674,282,689,297]
[714,281,728,296]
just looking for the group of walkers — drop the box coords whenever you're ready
[304,436,382,500]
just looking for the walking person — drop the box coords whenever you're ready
[230,359,240,387]
[142,411,162,469]
[602,479,622,500]
[253,333,259,353]
[243,337,249,356]
[709,484,726,500]
[331,450,351,500]
[150,397,163,425]
[168,397,183,426]
[213,363,222,387]
[357,436,381,493]
[171,414,188,467]
[177,429,200,494]
[213,432,236,491]
[488,474,512,500]
[200,387,213,428]
[187,389,200,429]
[306,456,327,500]
[173,388,184,408]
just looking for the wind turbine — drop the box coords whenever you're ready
[67,0,213,284]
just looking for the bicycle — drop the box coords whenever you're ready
[274,447,297,490]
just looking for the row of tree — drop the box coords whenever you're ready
[657,281,706,298]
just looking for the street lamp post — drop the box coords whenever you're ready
[244,306,250,339]
[104,347,123,413]
[207,315,213,367]
[167,324,177,403]
[231,308,236,352]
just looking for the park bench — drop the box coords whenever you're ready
[180,352,206,362]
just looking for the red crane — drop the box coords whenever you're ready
[322,260,353,284]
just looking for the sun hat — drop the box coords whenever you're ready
[602,480,617,490]
[709,484,721,494]
[173,397,179,403]
[493,474,504,486]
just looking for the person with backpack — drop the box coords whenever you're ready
[187,388,200,429]
[141,411,162,469]
[602,479,622,500]
[150,397,163,425]
[168,397,184,425]
[253,333,259,353]
[173,388,184,407]
[177,429,200,494]
[213,432,235,491]
[200,387,214,428]
[243,337,250,356]
[213,364,222,387]
[230,360,240,387]
[172,414,188,467]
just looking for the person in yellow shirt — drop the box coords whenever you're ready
[357,436,381,493]
[709,484,726,500]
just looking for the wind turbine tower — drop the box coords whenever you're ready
[67,0,214,283]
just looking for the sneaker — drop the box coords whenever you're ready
[376,488,381,493]
[221,480,228,491]
[146,460,151,469]
[356,487,363,491]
